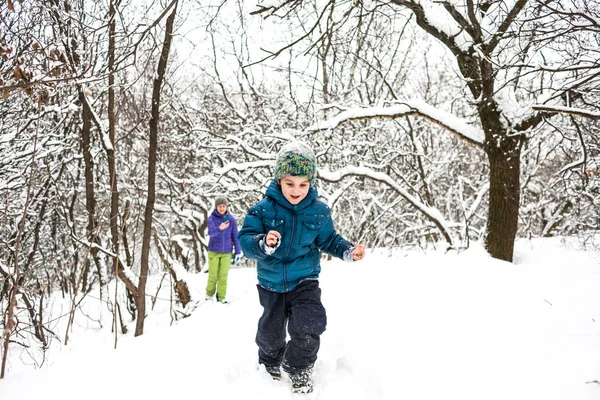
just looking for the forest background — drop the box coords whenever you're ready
[0,0,599,378]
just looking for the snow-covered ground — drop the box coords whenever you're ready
[2,238,600,400]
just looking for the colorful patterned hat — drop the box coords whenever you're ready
[274,141,317,186]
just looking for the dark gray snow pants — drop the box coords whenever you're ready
[256,279,327,373]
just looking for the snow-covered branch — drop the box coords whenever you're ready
[389,0,471,53]
[485,0,528,54]
[79,239,138,287]
[319,165,456,245]
[532,105,600,120]
[225,135,275,160]
[309,100,484,147]
[82,91,113,151]
[466,182,490,221]
[213,159,274,175]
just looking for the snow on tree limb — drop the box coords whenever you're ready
[79,239,137,290]
[225,135,275,159]
[309,100,484,147]
[389,0,470,53]
[467,182,490,221]
[81,91,113,151]
[558,158,587,175]
[532,105,600,120]
[319,165,455,245]
[213,159,274,175]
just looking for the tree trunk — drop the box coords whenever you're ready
[484,133,522,262]
[135,1,178,336]
[478,55,523,262]
[108,0,120,273]
[79,92,104,290]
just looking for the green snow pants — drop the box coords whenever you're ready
[206,251,232,301]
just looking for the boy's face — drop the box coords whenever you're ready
[217,204,227,215]
[279,176,310,205]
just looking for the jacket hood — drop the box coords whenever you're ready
[265,179,318,211]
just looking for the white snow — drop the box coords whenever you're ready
[2,238,600,400]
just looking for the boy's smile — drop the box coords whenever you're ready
[279,176,310,205]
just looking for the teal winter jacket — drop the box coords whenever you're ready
[239,180,353,293]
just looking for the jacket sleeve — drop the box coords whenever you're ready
[238,205,269,261]
[315,211,353,260]
[231,217,241,255]
[207,214,220,237]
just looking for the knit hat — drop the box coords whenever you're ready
[214,196,228,207]
[274,141,317,186]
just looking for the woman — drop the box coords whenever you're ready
[206,196,241,303]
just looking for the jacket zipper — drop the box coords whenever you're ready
[283,211,296,292]
[221,216,227,253]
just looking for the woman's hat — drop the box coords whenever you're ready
[215,197,228,207]
[274,141,317,186]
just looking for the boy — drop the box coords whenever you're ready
[238,141,365,393]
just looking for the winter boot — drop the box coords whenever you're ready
[289,368,313,393]
[263,364,281,381]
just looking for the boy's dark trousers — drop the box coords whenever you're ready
[256,279,327,374]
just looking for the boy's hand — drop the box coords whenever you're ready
[352,244,365,261]
[266,230,281,247]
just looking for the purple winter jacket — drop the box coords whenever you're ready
[207,209,241,255]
